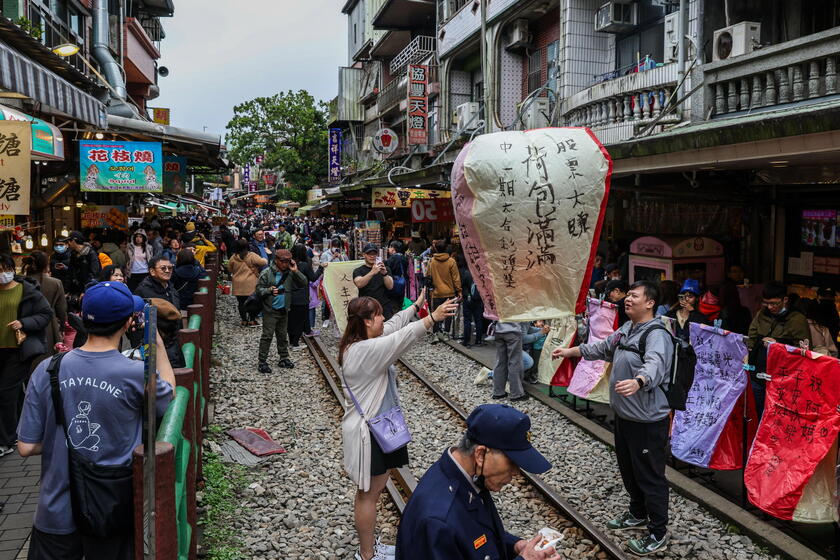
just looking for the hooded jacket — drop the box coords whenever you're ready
[428,252,461,299]
[172,263,207,309]
[747,308,811,374]
[124,234,155,274]
[68,243,101,294]
[100,242,126,269]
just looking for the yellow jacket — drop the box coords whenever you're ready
[192,237,217,267]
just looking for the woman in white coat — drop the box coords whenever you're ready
[339,290,457,560]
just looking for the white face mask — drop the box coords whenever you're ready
[0,272,14,285]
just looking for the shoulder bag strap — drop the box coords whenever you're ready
[47,352,71,444]
[338,368,369,421]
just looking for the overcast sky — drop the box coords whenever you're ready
[154,0,346,140]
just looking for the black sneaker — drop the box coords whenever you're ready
[627,532,669,556]
[491,392,508,399]
[258,363,272,374]
[278,358,295,369]
[607,511,648,531]
[510,394,529,401]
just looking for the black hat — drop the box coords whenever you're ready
[362,242,379,254]
[466,404,551,474]
[64,230,85,243]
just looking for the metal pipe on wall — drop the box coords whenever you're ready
[676,0,688,100]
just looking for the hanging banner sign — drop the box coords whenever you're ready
[329,128,342,183]
[0,121,31,215]
[671,324,749,468]
[373,128,398,154]
[371,187,451,208]
[411,198,454,223]
[79,140,163,192]
[407,64,428,145]
[744,344,840,520]
[80,205,129,231]
[451,128,611,321]
[163,155,187,194]
[322,260,363,334]
[568,299,618,398]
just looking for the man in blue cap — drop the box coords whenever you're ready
[395,404,561,560]
[17,281,175,560]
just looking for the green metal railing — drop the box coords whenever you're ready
[156,387,192,560]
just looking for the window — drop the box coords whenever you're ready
[546,41,558,98]
[527,50,542,94]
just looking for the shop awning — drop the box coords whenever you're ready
[0,104,64,160]
[106,114,226,169]
[295,205,314,216]
[311,200,333,211]
[0,39,106,127]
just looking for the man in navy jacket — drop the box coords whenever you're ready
[396,405,560,560]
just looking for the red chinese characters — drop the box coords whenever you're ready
[407,65,428,146]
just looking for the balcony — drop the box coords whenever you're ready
[438,0,518,58]
[124,17,160,86]
[373,0,436,31]
[389,35,435,75]
[327,68,364,125]
[563,64,682,145]
[704,27,840,118]
[377,71,407,115]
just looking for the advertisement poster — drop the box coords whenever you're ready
[329,128,342,183]
[0,121,31,215]
[79,140,163,192]
[163,155,187,194]
[371,187,451,208]
[801,210,837,248]
[411,198,454,223]
[80,205,128,231]
[407,64,428,145]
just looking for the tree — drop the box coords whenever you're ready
[226,90,328,200]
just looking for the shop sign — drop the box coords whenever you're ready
[163,155,187,194]
[407,65,428,145]
[79,140,163,192]
[329,128,342,183]
[0,107,64,160]
[0,215,15,227]
[0,121,31,215]
[152,107,170,125]
[373,128,398,154]
[371,187,451,208]
[80,205,128,231]
[411,198,454,223]
[307,188,325,203]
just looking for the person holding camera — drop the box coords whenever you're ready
[255,249,307,374]
[339,289,457,560]
[353,243,394,320]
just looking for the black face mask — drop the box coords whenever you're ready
[472,448,488,492]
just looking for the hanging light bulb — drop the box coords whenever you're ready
[60,226,69,237]
[62,205,70,211]
[75,201,83,208]
[24,236,33,250]
[40,233,48,247]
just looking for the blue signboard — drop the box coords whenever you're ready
[79,140,163,192]
[329,128,342,183]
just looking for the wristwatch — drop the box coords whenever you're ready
[635,376,646,388]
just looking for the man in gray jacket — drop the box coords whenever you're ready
[553,280,672,556]
[255,249,307,374]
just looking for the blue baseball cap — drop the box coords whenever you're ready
[82,281,145,323]
[679,278,702,296]
[466,404,551,474]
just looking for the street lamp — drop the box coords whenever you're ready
[51,43,123,101]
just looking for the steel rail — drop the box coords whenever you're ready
[303,335,415,513]
[396,358,629,560]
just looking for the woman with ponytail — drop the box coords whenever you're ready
[339,290,458,560]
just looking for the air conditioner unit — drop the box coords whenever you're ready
[506,19,531,51]
[713,21,761,61]
[663,12,679,63]
[522,97,550,129]
[594,1,637,34]
[455,102,481,131]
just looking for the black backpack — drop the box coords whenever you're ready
[618,324,697,411]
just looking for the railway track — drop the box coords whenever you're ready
[303,334,629,560]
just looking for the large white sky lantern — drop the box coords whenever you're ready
[451,128,612,322]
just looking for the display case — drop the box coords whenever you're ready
[629,236,725,286]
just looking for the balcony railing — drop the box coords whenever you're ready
[705,27,840,118]
[563,63,681,145]
[377,71,407,114]
[389,35,435,75]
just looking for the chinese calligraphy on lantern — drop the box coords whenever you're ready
[322,260,362,333]
[0,121,31,215]
[452,128,611,321]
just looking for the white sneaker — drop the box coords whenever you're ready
[354,550,389,560]
[0,445,15,458]
[375,537,396,557]
[474,366,492,385]
[322,320,331,329]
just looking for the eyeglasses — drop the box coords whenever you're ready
[157,266,174,272]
